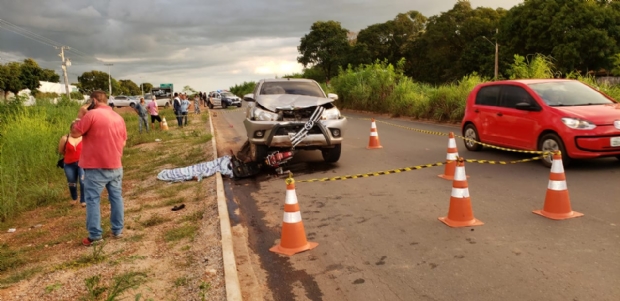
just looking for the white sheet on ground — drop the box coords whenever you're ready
[157,156,234,182]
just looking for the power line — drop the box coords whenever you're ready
[0,18,101,62]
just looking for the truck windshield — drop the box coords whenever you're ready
[260,81,325,97]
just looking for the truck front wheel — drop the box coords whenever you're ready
[321,145,341,163]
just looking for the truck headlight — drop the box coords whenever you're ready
[561,118,596,130]
[252,107,279,121]
[321,108,341,120]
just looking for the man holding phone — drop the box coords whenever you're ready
[71,90,127,246]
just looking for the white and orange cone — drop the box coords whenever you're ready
[270,176,318,256]
[438,132,465,180]
[533,152,583,220]
[438,158,484,228]
[161,117,169,131]
[367,118,383,149]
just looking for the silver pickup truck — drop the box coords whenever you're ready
[242,78,347,163]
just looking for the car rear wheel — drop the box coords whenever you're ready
[164,102,170,108]
[321,145,341,163]
[208,101,213,109]
[237,104,242,108]
[538,133,571,168]
[463,124,483,151]
[616,155,620,161]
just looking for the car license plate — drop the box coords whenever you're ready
[611,137,620,147]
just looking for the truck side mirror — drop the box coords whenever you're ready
[243,93,255,102]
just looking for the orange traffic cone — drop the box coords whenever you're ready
[161,117,169,131]
[533,152,583,220]
[367,118,383,149]
[270,176,318,256]
[438,158,484,227]
[438,132,466,180]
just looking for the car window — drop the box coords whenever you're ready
[475,86,500,106]
[499,85,535,108]
[528,81,615,106]
[260,81,325,97]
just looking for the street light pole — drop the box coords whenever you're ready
[494,28,499,81]
[104,63,113,96]
[482,28,499,80]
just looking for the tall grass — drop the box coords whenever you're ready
[0,97,80,222]
[332,59,486,122]
[331,55,620,122]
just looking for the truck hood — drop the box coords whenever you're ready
[256,94,333,112]
[553,103,620,125]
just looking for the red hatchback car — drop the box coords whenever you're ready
[461,79,620,167]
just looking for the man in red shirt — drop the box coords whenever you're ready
[71,90,127,246]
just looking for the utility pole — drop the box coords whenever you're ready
[494,28,499,81]
[482,28,499,80]
[57,46,72,100]
[104,63,113,96]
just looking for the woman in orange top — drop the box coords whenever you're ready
[58,124,84,206]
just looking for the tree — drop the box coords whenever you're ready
[77,70,120,95]
[141,82,153,93]
[182,85,197,94]
[499,0,620,75]
[406,1,505,83]
[297,21,351,81]
[2,62,24,98]
[229,81,256,97]
[39,69,60,83]
[118,79,141,95]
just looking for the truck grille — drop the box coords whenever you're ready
[280,107,316,121]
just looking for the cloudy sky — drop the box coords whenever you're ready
[0,0,522,94]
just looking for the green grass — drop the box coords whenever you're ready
[0,266,43,288]
[141,213,170,228]
[164,224,197,242]
[0,243,26,272]
[0,99,81,222]
[174,276,189,287]
[182,210,204,223]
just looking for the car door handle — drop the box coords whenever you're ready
[474,109,479,113]
[496,112,503,116]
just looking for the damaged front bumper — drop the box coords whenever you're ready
[243,118,347,148]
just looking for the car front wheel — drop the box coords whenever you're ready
[222,102,228,109]
[130,103,136,108]
[321,145,341,163]
[463,124,483,151]
[164,102,170,108]
[538,133,570,168]
[208,101,213,109]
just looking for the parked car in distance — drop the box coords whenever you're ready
[207,91,242,109]
[461,79,620,167]
[242,78,346,163]
[144,93,171,108]
[109,95,136,108]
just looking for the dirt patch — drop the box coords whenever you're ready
[0,110,226,300]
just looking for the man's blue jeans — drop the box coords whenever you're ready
[138,115,149,133]
[83,168,124,240]
[63,162,84,203]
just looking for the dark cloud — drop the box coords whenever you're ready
[0,0,521,92]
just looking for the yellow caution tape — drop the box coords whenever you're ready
[297,155,543,183]
[298,162,446,183]
[464,156,544,165]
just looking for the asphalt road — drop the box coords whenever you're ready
[212,108,620,301]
